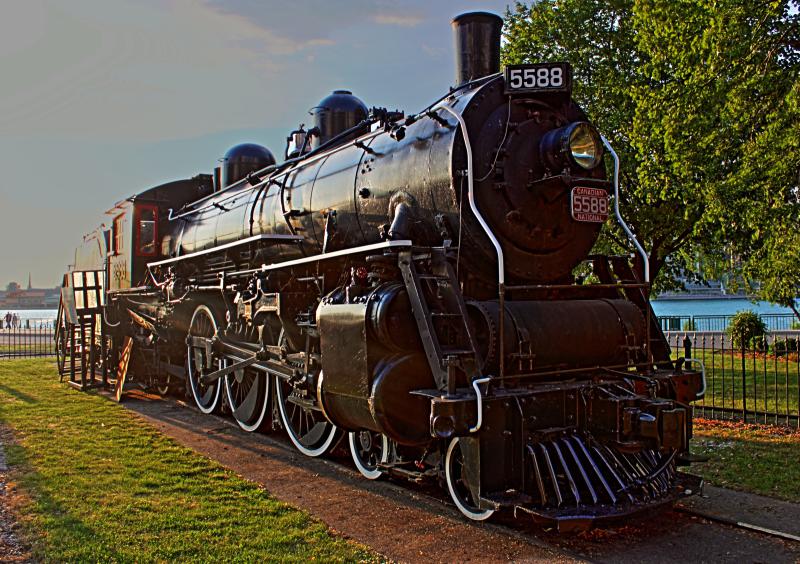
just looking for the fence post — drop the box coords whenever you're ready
[741,340,747,422]
[683,335,692,370]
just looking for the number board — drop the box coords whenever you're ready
[504,63,571,95]
[571,187,609,223]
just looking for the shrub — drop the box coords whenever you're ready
[752,334,769,353]
[682,318,697,331]
[726,310,767,349]
[774,337,798,356]
[790,320,800,330]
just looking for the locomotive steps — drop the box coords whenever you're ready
[0,359,798,562]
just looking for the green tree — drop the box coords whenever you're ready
[503,0,799,304]
[726,310,768,349]
[632,0,800,317]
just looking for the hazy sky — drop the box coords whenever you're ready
[0,0,511,288]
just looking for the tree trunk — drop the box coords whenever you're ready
[789,302,800,324]
[632,252,663,292]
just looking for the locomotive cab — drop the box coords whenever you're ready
[101,176,213,291]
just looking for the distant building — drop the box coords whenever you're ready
[0,277,60,309]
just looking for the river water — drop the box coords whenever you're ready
[651,298,797,318]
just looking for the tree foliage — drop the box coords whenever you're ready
[503,0,799,304]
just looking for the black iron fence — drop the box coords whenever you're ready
[666,331,800,427]
[2,315,797,428]
[0,319,57,359]
[659,313,797,332]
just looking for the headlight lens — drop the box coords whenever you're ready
[539,121,604,172]
[569,123,603,169]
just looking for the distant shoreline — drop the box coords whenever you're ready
[0,305,57,310]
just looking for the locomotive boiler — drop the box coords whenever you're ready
[59,11,705,530]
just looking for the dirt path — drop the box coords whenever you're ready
[118,391,800,563]
[120,391,575,563]
[0,433,32,563]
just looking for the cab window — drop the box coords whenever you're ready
[113,214,124,255]
[135,206,158,257]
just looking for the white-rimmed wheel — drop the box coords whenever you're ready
[224,360,270,432]
[186,304,222,414]
[348,431,390,480]
[445,437,495,521]
[275,375,338,457]
[156,374,171,396]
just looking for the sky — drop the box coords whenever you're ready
[0,0,511,288]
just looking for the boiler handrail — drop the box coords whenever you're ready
[601,135,650,283]
[440,105,505,286]
[441,103,507,380]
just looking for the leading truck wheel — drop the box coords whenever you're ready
[445,437,495,521]
[186,304,222,414]
[348,431,390,480]
[156,374,171,396]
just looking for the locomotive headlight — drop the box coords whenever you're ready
[540,121,604,172]
[568,122,603,169]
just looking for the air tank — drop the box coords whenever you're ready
[220,143,276,189]
[310,90,368,149]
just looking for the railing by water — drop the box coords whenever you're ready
[666,331,800,427]
[0,319,57,359]
[659,313,797,332]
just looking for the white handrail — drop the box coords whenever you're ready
[601,136,650,283]
[469,376,492,433]
[441,106,505,286]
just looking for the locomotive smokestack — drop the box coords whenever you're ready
[451,12,503,87]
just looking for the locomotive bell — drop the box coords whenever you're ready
[452,12,503,87]
[220,143,276,189]
[310,90,368,149]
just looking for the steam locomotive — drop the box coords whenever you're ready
[59,12,704,530]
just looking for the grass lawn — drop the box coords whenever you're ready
[668,344,800,419]
[696,348,799,417]
[0,358,378,562]
[689,417,800,503]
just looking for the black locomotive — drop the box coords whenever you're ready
[58,12,704,530]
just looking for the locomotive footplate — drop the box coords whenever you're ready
[424,368,704,530]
